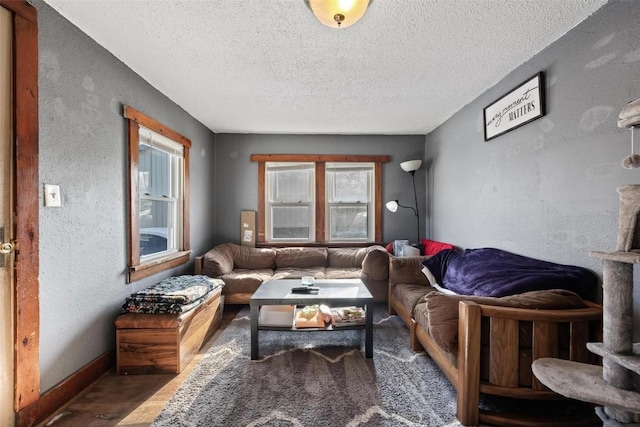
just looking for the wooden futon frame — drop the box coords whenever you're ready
[414,299,603,426]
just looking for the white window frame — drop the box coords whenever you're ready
[265,162,316,242]
[138,126,184,262]
[325,162,374,242]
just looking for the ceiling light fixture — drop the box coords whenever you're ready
[308,0,370,28]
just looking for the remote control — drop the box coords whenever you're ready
[291,286,319,293]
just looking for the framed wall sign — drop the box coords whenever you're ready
[483,72,545,141]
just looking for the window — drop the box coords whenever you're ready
[138,127,182,259]
[266,163,315,241]
[253,155,389,245]
[125,106,191,282]
[326,163,373,241]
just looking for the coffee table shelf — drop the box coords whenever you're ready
[259,323,367,332]
[259,313,367,332]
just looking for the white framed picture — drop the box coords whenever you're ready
[483,72,545,141]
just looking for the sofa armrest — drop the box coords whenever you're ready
[201,243,235,277]
[455,298,602,425]
[422,289,593,355]
[388,255,431,289]
[361,246,390,281]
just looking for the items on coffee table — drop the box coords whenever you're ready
[259,305,296,327]
[294,304,334,327]
[331,306,365,327]
[291,286,320,293]
[295,304,324,328]
[317,304,332,323]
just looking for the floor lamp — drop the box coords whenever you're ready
[386,159,422,251]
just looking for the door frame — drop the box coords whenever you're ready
[0,0,39,418]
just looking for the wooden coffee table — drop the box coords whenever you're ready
[250,278,374,360]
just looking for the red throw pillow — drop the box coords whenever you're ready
[385,242,394,255]
[421,239,454,256]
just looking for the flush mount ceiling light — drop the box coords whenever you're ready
[308,0,370,28]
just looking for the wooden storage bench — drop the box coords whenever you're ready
[116,288,224,374]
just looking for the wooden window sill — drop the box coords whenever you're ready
[128,250,191,283]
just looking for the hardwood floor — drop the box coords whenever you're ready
[39,305,242,427]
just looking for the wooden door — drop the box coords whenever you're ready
[0,5,14,425]
[0,2,39,423]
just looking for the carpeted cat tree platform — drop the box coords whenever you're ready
[533,98,640,426]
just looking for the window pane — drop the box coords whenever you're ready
[140,198,175,256]
[329,205,368,239]
[328,169,370,203]
[139,144,171,197]
[272,205,310,239]
[268,167,311,203]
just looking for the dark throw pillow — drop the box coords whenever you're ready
[421,249,460,286]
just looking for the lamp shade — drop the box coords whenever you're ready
[400,159,422,172]
[385,200,399,212]
[309,0,370,28]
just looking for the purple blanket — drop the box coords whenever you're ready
[441,248,597,298]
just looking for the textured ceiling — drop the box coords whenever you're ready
[41,0,609,135]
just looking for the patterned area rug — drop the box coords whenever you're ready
[152,304,463,426]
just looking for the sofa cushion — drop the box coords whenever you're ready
[275,247,327,268]
[415,289,586,357]
[392,283,436,315]
[202,243,236,277]
[325,267,361,279]
[232,245,276,270]
[327,247,367,268]
[390,256,431,286]
[361,246,390,281]
[272,267,326,280]
[219,269,274,294]
[421,266,438,287]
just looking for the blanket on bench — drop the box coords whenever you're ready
[122,275,224,314]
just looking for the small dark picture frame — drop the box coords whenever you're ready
[483,72,545,141]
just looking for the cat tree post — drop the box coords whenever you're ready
[602,259,632,387]
[603,185,639,400]
[600,250,635,424]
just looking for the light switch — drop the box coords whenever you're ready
[44,184,61,207]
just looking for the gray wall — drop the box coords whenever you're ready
[37,1,217,391]
[34,0,636,394]
[427,0,639,314]
[213,134,426,246]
